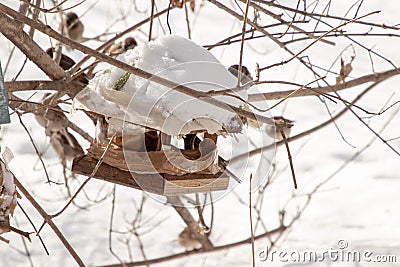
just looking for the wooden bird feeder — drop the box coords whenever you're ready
[72,117,231,196]
[71,35,248,196]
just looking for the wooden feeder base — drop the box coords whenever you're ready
[72,155,230,196]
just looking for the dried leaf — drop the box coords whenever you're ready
[0,235,10,243]
[170,0,184,8]
[2,147,13,167]
[0,220,10,233]
[8,192,18,217]
[0,148,18,241]
[170,0,194,10]
[190,0,195,11]
[336,56,355,84]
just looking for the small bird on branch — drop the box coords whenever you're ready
[265,116,294,141]
[107,37,138,56]
[35,93,84,165]
[46,48,89,86]
[266,116,298,189]
[178,227,203,251]
[62,12,85,43]
[228,64,253,85]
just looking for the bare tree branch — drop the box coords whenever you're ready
[98,226,285,267]
[231,81,383,163]
[0,3,275,125]
[166,196,214,250]
[6,80,83,96]
[13,177,86,267]
[248,68,400,101]
[0,11,65,80]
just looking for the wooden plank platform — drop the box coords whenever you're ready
[72,155,230,196]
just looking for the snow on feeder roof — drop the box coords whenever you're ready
[73,35,250,136]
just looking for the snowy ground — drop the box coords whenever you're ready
[1,0,400,266]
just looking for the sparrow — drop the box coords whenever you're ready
[265,116,294,141]
[45,49,96,122]
[178,227,202,251]
[35,93,84,163]
[63,12,84,42]
[35,93,68,131]
[107,37,138,56]
[46,47,89,86]
[86,37,137,79]
[228,64,253,84]
[50,128,84,163]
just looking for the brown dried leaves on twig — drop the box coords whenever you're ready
[336,56,355,84]
[170,0,195,11]
[0,148,27,242]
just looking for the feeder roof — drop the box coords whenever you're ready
[73,35,252,135]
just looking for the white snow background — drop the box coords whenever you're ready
[1,0,400,266]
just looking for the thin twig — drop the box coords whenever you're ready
[195,194,209,231]
[73,6,175,71]
[108,185,127,266]
[260,11,379,71]
[266,76,326,111]
[17,203,49,255]
[166,196,214,250]
[237,0,251,87]
[0,223,31,240]
[0,4,275,125]
[256,0,399,30]
[0,11,65,80]
[205,21,308,50]
[249,174,255,267]
[280,129,297,189]
[184,1,191,39]
[49,133,116,219]
[283,102,400,232]
[148,0,155,41]
[8,94,93,143]
[231,81,382,163]
[239,0,335,46]
[248,68,400,102]
[16,112,52,184]
[27,0,41,38]
[98,226,285,267]
[20,0,85,13]
[14,177,85,266]
[167,2,172,34]
[15,217,34,267]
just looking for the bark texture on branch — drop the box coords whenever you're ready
[5,80,83,96]
[0,11,65,80]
